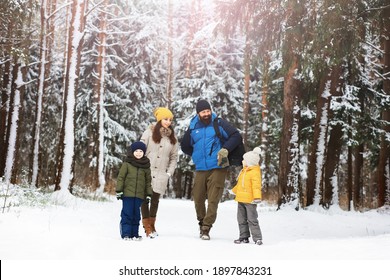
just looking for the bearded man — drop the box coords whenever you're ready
[180,99,242,240]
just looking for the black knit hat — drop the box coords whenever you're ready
[196,99,211,113]
[130,141,146,154]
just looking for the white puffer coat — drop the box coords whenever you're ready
[141,124,178,195]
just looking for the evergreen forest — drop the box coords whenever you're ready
[1,0,389,210]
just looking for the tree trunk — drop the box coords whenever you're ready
[11,64,27,184]
[349,2,368,210]
[173,168,183,198]
[166,0,173,107]
[377,5,390,207]
[54,2,70,191]
[93,0,108,193]
[0,22,14,178]
[260,55,270,192]
[184,0,196,78]
[277,0,304,208]
[31,0,50,187]
[184,171,193,200]
[278,55,301,208]
[352,89,365,209]
[347,120,353,211]
[54,0,86,192]
[323,65,344,208]
[0,60,11,178]
[4,61,21,184]
[243,38,250,148]
[306,71,331,207]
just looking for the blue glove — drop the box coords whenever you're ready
[116,192,123,200]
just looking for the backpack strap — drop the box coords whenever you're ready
[213,117,223,141]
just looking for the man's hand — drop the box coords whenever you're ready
[217,148,229,167]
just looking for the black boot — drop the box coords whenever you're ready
[234,237,249,244]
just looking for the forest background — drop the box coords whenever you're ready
[0,0,389,211]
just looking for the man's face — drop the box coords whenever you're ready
[198,109,212,125]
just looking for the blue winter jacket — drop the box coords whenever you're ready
[181,113,242,171]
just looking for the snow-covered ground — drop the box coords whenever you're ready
[1,186,390,280]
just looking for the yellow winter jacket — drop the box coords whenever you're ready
[232,165,262,203]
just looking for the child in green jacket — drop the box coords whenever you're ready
[116,141,152,240]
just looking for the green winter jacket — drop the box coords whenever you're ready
[116,155,152,200]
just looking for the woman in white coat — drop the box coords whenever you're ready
[140,107,178,238]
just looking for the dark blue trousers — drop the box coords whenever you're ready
[120,197,143,238]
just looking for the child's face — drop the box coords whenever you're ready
[133,149,144,159]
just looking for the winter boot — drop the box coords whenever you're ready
[200,225,210,240]
[150,217,158,236]
[255,240,263,245]
[198,221,203,238]
[234,238,249,244]
[142,218,154,238]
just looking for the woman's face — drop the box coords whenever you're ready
[133,149,144,159]
[161,118,172,129]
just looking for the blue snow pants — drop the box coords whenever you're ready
[120,197,143,238]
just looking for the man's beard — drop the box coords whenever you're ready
[200,114,212,125]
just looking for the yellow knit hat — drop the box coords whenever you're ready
[154,107,174,122]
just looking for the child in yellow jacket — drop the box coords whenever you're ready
[231,147,263,245]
